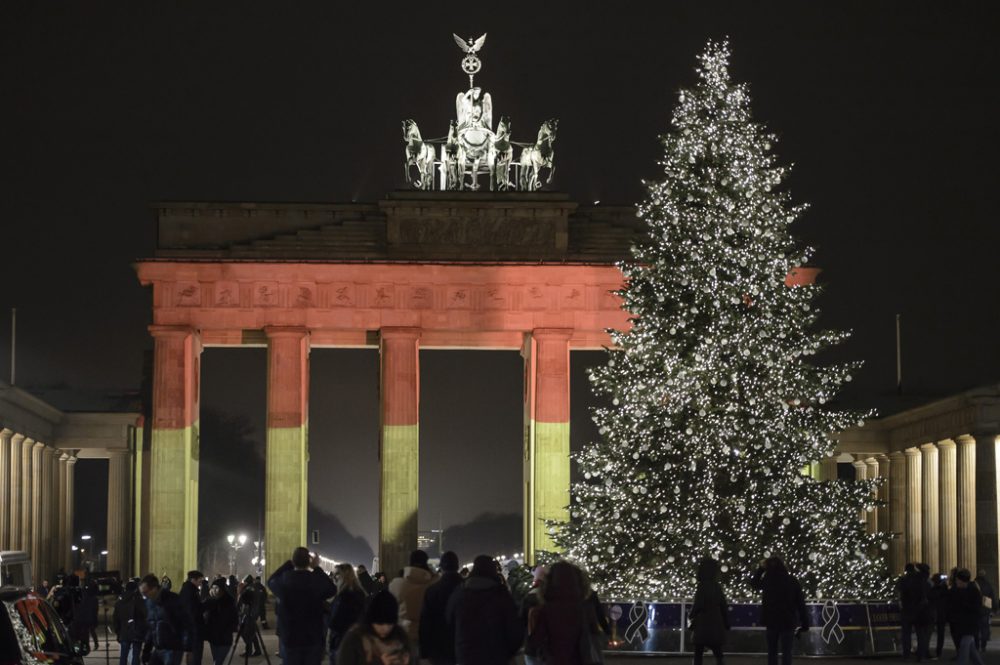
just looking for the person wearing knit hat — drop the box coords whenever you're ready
[336,591,414,665]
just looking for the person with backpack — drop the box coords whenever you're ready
[113,580,149,665]
[140,573,193,665]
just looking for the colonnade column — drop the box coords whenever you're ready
[30,441,45,582]
[378,327,419,578]
[58,454,68,571]
[264,327,310,580]
[956,435,977,572]
[41,447,57,581]
[853,458,869,526]
[523,329,571,564]
[865,457,880,533]
[888,451,907,574]
[973,432,999,588]
[938,440,957,572]
[875,454,891,537]
[107,450,132,575]
[0,430,10,548]
[20,438,34,551]
[65,456,76,571]
[920,443,940,573]
[904,448,922,564]
[148,325,201,583]
[819,457,839,482]
[8,434,24,549]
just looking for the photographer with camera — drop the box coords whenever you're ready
[266,547,337,665]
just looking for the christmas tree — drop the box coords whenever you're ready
[551,40,891,600]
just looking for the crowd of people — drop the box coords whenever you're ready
[26,551,998,665]
[897,564,995,665]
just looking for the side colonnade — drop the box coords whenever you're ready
[831,390,1000,587]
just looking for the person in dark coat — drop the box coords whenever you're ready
[897,562,931,660]
[974,570,995,652]
[178,570,206,665]
[356,566,377,597]
[447,555,523,665]
[690,558,729,665]
[202,580,239,665]
[525,560,596,665]
[948,569,984,665]
[418,551,464,665]
[113,580,148,665]
[252,577,269,629]
[78,580,101,651]
[337,591,413,665]
[519,566,547,665]
[750,557,808,665]
[928,572,951,658]
[328,564,368,664]
[51,574,82,639]
[267,547,338,665]
[141,573,194,665]
[236,575,262,657]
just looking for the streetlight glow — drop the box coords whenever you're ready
[227,534,235,545]
[81,534,92,541]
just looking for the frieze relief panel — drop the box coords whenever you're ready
[174,282,202,307]
[254,282,280,307]
[213,282,240,307]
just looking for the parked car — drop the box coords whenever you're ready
[0,586,85,665]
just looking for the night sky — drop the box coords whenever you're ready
[3,3,998,563]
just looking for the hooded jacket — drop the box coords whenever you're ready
[446,575,522,665]
[387,566,439,642]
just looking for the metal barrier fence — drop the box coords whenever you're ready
[602,600,901,656]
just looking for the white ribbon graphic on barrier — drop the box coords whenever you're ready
[821,600,845,644]
[624,602,650,645]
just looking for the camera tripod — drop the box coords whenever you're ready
[227,613,271,665]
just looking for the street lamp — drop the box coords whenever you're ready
[99,551,108,571]
[226,533,247,576]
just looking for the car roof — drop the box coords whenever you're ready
[0,586,35,601]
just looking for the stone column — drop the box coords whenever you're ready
[889,452,907,574]
[973,432,999,589]
[148,326,201,582]
[66,456,76,571]
[865,457,880,533]
[875,454,891,537]
[378,327,419,578]
[820,456,839,482]
[938,440,957,572]
[0,429,10,549]
[8,434,24,550]
[920,443,940,572]
[264,327,310,580]
[905,448,922,564]
[853,458,870,526]
[20,437,34,551]
[39,447,56,582]
[58,454,69,572]
[30,441,45,583]
[523,329,572,564]
[956,434,977,572]
[107,450,132,575]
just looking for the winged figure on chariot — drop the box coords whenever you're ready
[402,33,557,192]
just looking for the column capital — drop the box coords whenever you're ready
[67,456,77,466]
[904,447,921,457]
[59,453,70,462]
[12,434,27,445]
[920,442,938,452]
[32,440,45,452]
[379,327,421,340]
[0,428,11,441]
[148,324,198,339]
[263,326,311,339]
[875,453,891,464]
[530,327,573,340]
[937,438,956,450]
[889,450,906,461]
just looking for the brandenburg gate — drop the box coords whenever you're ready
[135,192,642,579]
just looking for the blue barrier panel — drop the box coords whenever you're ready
[602,600,900,656]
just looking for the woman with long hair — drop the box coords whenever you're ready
[689,558,729,665]
[527,560,602,665]
[328,564,367,664]
[336,591,413,665]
